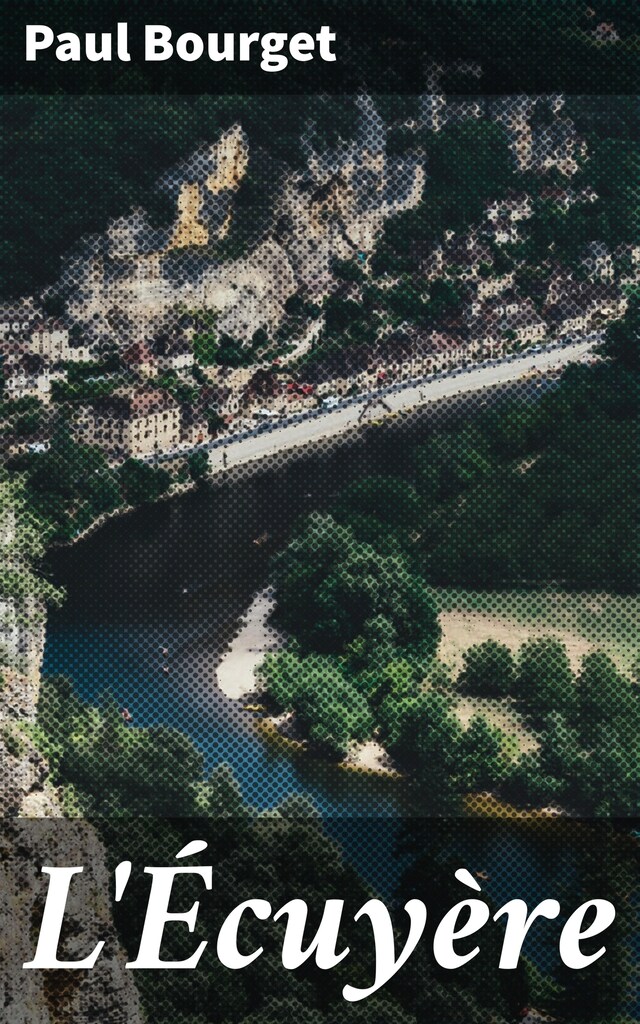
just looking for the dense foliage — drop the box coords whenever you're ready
[418,314,639,592]
[375,121,518,275]
[264,306,640,813]
[7,422,172,541]
[271,513,441,657]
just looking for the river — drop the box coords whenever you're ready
[42,421,430,819]
[40,409,640,1002]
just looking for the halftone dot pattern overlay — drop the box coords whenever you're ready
[1,87,639,1021]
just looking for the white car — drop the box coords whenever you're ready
[253,408,279,420]
[321,396,341,409]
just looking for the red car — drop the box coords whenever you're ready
[286,381,315,397]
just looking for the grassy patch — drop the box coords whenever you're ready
[435,587,640,674]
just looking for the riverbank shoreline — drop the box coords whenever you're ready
[216,587,282,700]
[49,478,196,550]
[216,588,403,777]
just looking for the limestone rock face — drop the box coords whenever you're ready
[167,123,250,250]
[0,681,50,818]
[0,645,143,1022]
[205,124,249,197]
[169,181,209,249]
[60,97,424,342]
[66,235,297,346]
[199,238,297,340]
[0,819,144,1024]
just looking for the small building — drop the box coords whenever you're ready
[2,351,65,399]
[545,280,627,337]
[121,339,156,378]
[592,22,620,42]
[180,401,209,446]
[0,299,38,340]
[485,193,533,225]
[77,388,181,457]
[150,332,193,372]
[468,291,547,350]
[30,320,92,363]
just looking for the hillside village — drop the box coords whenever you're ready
[0,93,635,466]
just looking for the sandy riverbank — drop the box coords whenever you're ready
[342,739,401,777]
[216,592,401,777]
[216,587,283,699]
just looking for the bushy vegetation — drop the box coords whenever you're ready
[420,309,638,592]
[374,121,518,275]
[458,641,516,699]
[261,511,442,761]
[7,422,172,541]
[506,649,640,816]
[35,674,205,816]
[271,513,440,658]
[263,306,640,814]
[34,676,544,1024]
[0,473,62,609]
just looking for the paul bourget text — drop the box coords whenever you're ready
[23,841,615,1001]
[25,24,337,73]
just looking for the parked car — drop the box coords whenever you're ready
[286,381,315,397]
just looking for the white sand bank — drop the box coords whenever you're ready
[343,739,399,776]
[216,588,282,699]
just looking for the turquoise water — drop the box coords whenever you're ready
[42,445,416,819]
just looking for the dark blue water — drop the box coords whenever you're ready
[42,448,416,820]
[41,438,640,1008]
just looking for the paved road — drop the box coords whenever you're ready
[147,334,602,473]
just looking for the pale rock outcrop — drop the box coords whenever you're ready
[0,817,144,1024]
[0,492,144,1024]
[167,123,250,249]
[199,238,296,339]
[61,97,423,342]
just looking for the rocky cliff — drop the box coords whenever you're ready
[60,95,424,347]
[0,654,144,1022]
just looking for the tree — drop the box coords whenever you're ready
[458,715,509,792]
[257,649,311,709]
[602,294,640,372]
[379,120,515,267]
[258,649,374,757]
[271,514,441,659]
[118,459,171,506]
[575,652,639,749]
[15,422,122,540]
[333,474,423,549]
[458,640,516,698]
[514,638,576,724]
[426,278,462,322]
[381,691,463,811]
[188,451,209,482]
[216,334,251,367]
[205,409,225,435]
[196,763,246,818]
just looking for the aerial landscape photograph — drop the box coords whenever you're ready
[1,4,640,1020]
